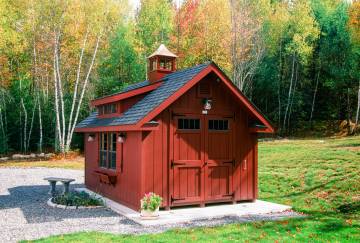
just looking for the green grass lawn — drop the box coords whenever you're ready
[26,136,360,242]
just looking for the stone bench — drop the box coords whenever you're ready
[44,177,75,196]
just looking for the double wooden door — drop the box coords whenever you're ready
[170,114,234,206]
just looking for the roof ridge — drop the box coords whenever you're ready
[94,62,212,101]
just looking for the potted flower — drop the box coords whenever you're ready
[140,192,162,219]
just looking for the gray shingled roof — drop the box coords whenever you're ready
[91,80,151,102]
[76,62,210,129]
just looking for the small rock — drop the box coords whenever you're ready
[30,153,36,158]
[37,153,45,158]
[0,157,9,161]
[45,153,55,159]
[12,154,24,160]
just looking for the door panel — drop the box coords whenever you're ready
[206,165,231,197]
[171,115,204,205]
[170,114,235,206]
[205,117,234,201]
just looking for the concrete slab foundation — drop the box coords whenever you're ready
[76,188,292,226]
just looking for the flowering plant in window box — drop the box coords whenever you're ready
[140,192,162,219]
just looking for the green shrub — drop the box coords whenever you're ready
[52,191,103,207]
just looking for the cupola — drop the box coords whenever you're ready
[147,44,177,83]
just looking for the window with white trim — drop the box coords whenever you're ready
[99,133,117,169]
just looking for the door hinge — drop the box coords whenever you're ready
[223,192,235,198]
[171,195,186,203]
[171,160,186,168]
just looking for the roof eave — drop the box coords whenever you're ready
[74,123,158,133]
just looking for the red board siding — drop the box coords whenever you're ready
[84,131,142,210]
[120,94,146,115]
[141,112,169,207]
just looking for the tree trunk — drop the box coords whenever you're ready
[38,93,43,153]
[0,107,6,153]
[309,64,321,126]
[278,41,283,129]
[53,34,64,153]
[283,53,296,132]
[355,79,360,127]
[66,31,88,148]
[287,62,299,132]
[54,33,66,153]
[21,99,28,153]
[347,87,352,134]
[27,97,37,151]
[65,36,101,152]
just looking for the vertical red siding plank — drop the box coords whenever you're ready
[254,134,258,199]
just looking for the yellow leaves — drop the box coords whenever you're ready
[348,1,360,45]
[284,0,320,64]
[345,219,352,225]
[175,0,231,71]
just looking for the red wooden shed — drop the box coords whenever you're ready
[75,44,274,211]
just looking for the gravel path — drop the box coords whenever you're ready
[0,167,302,242]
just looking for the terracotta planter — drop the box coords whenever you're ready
[140,207,159,219]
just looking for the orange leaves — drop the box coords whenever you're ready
[174,0,231,72]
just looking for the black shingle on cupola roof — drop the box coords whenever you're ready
[76,62,211,129]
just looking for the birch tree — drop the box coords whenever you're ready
[282,0,319,131]
[51,0,126,153]
[348,1,360,126]
[230,0,269,95]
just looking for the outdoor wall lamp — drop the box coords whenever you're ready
[87,134,95,142]
[202,98,212,114]
[118,133,127,143]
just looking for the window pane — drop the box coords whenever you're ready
[184,119,189,129]
[178,118,200,130]
[111,104,116,113]
[103,134,108,150]
[178,119,184,129]
[219,120,224,130]
[166,60,171,70]
[160,59,165,68]
[214,120,219,130]
[112,133,117,151]
[109,151,116,169]
[100,151,107,167]
[209,120,213,130]
[208,120,229,131]
[195,119,200,129]
[189,119,194,129]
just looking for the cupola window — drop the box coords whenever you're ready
[159,58,172,70]
[147,44,178,83]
